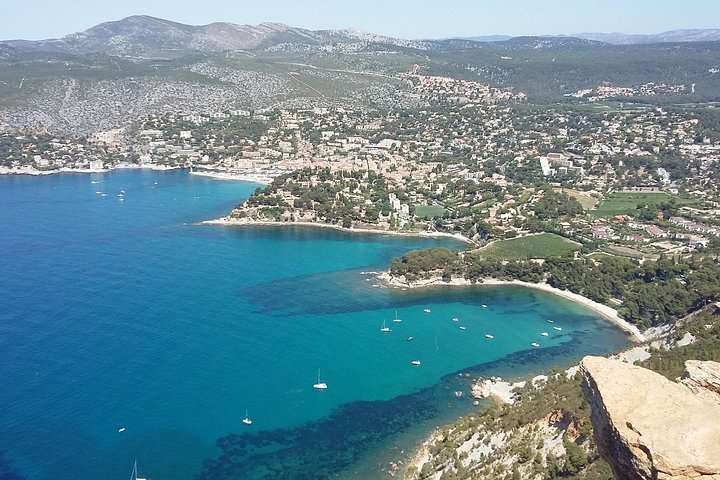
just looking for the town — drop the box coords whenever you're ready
[1,73,720,261]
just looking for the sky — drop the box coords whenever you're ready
[2,0,719,41]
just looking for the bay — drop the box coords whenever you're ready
[0,169,628,480]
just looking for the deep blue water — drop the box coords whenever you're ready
[0,169,629,480]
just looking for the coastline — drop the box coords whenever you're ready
[201,215,474,244]
[377,273,646,343]
[404,429,443,478]
[0,164,182,176]
[189,169,273,184]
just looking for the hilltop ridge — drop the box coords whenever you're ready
[1,15,428,57]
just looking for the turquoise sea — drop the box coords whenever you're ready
[0,169,629,480]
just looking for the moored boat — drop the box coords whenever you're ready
[313,368,328,390]
[130,459,147,480]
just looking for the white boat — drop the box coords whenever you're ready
[485,334,494,339]
[130,459,147,480]
[459,326,466,330]
[452,317,459,322]
[531,342,540,348]
[313,368,328,390]
[411,360,421,366]
[553,326,562,331]
[547,319,554,323]
[540,332,549,337]
[423,308,431,313]
[242,410,252,425]
[118,427,126,433]
[406,336,414,342]
[481,304,488,308]
[380,319,391,332]
[393,310,402,323]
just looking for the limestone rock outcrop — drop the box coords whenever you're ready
[581,356,720,480]
[680,360,720,403]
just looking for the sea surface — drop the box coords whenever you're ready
[0,169,629,480]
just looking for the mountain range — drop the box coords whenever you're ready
[3,16,719,57]
[1,16,719,136]
[1,15,429,57]
[461,29,720,45]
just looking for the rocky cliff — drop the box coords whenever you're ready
[680,360,720,404]
[581,356,720,480]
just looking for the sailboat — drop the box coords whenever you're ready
[392,310,401,323]
[242,410,252,425]
[313,368,328,390]
[380,319,391,332]
[130,459,147,480]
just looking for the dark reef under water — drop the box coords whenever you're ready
[196,328,616,480]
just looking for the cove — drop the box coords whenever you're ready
[0,169,629,480]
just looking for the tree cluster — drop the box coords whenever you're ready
[389,248,720,329]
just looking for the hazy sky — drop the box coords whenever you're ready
[3,0,719,41]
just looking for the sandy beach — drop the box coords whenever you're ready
[201,216,474,244]
[378,273,646,343]
[189,169,273,184]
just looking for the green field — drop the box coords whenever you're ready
[414,204,448,219]
[554,188,599,210]
[591,192,671,217]
[476,233,581,260]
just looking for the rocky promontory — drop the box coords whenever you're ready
[581,356,720,480]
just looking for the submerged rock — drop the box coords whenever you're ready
[581,356,720,480]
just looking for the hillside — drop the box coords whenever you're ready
[2,15,428,57]
[1,17,720,135]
